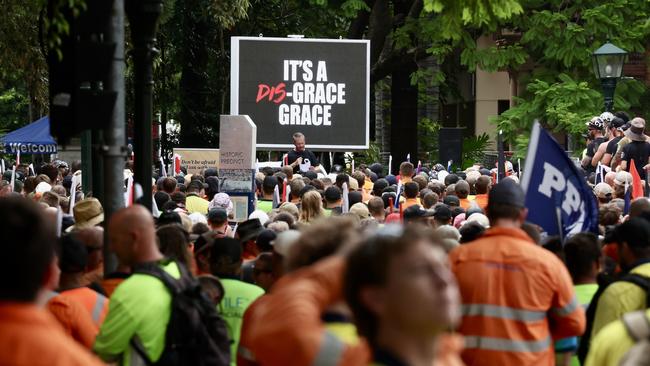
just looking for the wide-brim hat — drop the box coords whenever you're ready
[235,218,264,242]
[66,198,104,232]
[625,117,646,142]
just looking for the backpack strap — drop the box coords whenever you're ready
[620,273,650,308]
[622,311,650,341]
[133,260,185,296]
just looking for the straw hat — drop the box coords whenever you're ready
[66,198,104,232]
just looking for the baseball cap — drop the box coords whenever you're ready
[587,116,604,130]
[403,205,435,220]
[488,179,525,208]
[350,202,370,219]
[593,183,613,199]
[256,229,277,250]
[385,175,397,186]
[444,195,460,207]
[236,218,264,242]
[433,204,452,221]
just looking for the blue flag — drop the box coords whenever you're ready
[624,184,631,215]
[521,122,599,239]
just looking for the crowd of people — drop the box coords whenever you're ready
[2,118,650,366]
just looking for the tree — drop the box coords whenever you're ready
[456,0,650,155]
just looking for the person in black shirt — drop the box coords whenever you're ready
[286,132,321,173]
[621,117,650,180]
[593,117,626,167]
[582,117,606,174]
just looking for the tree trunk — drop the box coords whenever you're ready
[390,61,418,173]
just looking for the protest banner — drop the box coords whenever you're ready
[172,148,220,176]
[230,37,369,150]
[521,122,599,239]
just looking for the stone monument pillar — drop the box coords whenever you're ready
[219,115,257,221]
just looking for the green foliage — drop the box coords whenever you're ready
[353,141,383,166]
[494,74,602,156]
[418,117,442,162]
[423,0,523,39]
[0,88,29,131]
[462,133,490,168]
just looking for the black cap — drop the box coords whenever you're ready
[444,174,460,186]
[207,208,228,223]
[466,206,484,218]
[256,229,277,251]
[210,237,242,264]
[369,163,383,176]
[444,195,460,207]
[236,218,264,242]
[403,205,435,220]
[433,204,452,221]
[479,168,492,176]
[488,179,525,208]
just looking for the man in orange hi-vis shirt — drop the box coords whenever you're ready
[0,197,103,366]
[449,180,585,365]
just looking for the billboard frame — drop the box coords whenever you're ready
[230,36,370,151]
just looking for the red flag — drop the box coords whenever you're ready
[630,159,644,199]
[281,180,287,203]
[173,154,182,175]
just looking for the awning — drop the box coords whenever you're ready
[2,116,57,154]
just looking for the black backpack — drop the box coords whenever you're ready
[131,260,230,366]
[577,272,650,364]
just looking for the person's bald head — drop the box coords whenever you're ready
[108,205,160,266]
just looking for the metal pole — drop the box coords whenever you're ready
[102,0,126,275]
[91,129,104,202]
[127,0,163,211]
[81,130,92,193]
[601,78,617,112]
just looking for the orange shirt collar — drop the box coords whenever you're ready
[482,226,535,244]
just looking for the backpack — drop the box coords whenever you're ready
[578,273,650,363]
[131,260,230,366]
[619,310,650,366]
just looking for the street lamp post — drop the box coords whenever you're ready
[126,0,163,210]
[592,42,628,112]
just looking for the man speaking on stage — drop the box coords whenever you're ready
[287,132,321,173]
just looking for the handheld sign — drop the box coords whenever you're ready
[521,122,598,238]
[231,37,370,150]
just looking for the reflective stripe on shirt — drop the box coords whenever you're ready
[312,330,344,366]
[552,296,579,317]
[92,294,107,323]
[464,335,552,353]
[461,304,546,322]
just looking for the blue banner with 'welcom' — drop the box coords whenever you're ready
[521,122,599,239]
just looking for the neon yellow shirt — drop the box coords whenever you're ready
[185,194,209,215]
[585,309,650,366]
[94,261,180,366]
[591,263,650,339]
[218,279,265,366]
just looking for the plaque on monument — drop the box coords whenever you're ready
[219,115,257,192]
